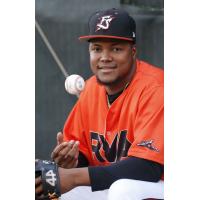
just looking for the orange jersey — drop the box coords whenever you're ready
[63,59,164,166]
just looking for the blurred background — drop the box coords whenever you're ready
[35,0,164,159]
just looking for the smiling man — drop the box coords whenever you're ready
[89,38,136,95]
[35,8,164,200]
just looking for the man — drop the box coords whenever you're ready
[36,8,164,200]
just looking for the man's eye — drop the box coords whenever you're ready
[113,47,122,52]
[93,47,101,52]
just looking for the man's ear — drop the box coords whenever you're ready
[132,46,136,56]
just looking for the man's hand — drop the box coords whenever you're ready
[35,166,90,198]
[35,169,75,197]
[35,159,61,200]
[35,176,43,199]
[51,132,80,169]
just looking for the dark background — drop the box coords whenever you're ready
[35,0,164,159]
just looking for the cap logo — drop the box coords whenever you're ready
[96,15,114,31]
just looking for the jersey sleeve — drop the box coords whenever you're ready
[62,98,91,163]
[128,86,164,165]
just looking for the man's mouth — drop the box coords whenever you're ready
[98,65,116,73]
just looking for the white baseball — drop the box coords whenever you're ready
[65,74,85,95]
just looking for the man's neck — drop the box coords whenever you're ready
[105,81,130,95]
[107,89,124,106]
[105,61,136,95]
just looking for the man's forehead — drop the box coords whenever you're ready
[89,38,132,45]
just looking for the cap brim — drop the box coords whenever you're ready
[79,35,134,42]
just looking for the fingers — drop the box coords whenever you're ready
[51,140,79,165]
[57,141,79,166]
[60,140,76,159]
[65,141,80,160]
[66,157,79,168]
[51,141,69,160]
[35,177,47,199]
[51,138,80,168]
[74,144,80,160]
[57,132,63,145]
[35,177,43,194]
[61,141,79,168]
[35,176,41,186]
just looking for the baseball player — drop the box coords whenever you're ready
[35,8,164,200]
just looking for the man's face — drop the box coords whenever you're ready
[89,38,135,88]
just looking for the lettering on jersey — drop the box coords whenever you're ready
[137,140,159,152]
[91,130,131,163]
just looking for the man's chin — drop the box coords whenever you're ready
[96,76,118,86]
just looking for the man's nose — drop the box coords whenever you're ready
[100,51,112,62]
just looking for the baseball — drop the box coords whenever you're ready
[65,74,85,95]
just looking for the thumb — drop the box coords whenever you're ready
[57,132,63,145]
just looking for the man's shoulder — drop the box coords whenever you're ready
[86,75,97,84]
[80,76,103,97]
[85,76,100,90]
[136,59,164,86]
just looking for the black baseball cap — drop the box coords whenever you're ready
[79,8,136,43]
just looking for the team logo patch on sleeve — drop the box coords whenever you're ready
[137,140,159,152]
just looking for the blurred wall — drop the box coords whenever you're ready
[35,0,164,159]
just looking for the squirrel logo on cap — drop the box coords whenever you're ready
[96,15,114,31]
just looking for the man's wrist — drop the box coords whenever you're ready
[73,167,90,187]
[58,167,90,194]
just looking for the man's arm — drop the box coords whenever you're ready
[35,156,163,197]
[88,156,163,191]
[58,167,90,194]
[58,156,163,193]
